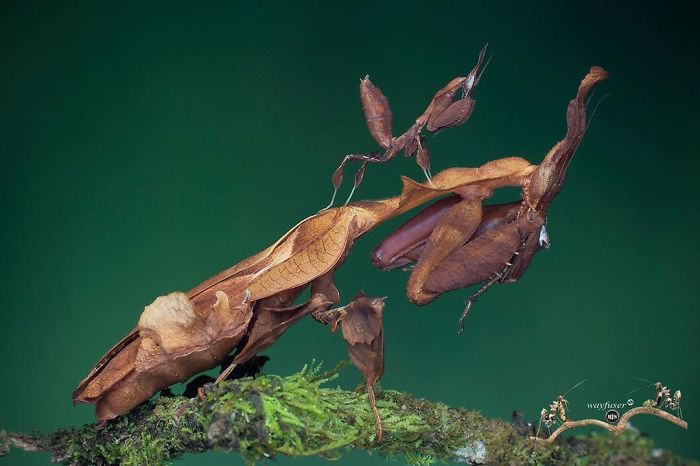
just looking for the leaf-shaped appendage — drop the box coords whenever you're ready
[360,75,393,149]
[338,293,385,441]
[73,291,251,421]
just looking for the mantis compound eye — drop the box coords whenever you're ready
[538,224,551,249]
[464,73,476,93]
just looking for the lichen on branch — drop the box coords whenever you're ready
[2,363,696,465]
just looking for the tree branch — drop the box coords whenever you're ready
[1,363,695,465]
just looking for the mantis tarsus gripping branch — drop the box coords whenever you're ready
[74,60,608,443]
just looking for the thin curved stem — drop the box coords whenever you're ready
[532,406,688,444]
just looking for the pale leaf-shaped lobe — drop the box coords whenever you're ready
[74,291,251,421]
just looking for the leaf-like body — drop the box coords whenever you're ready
[73,291,251,421]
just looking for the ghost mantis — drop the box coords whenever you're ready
[73,153,531,437]
[73,61,608,445]
[327,44,490,207]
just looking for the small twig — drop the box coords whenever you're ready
[532,406,688,444]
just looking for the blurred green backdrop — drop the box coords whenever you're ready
[1,1,698,464]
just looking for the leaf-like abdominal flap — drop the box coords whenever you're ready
[74,291,252,421]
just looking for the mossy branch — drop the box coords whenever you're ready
[1,363,695,465]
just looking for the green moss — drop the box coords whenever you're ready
[3,363,697,465]
[50,393,208,465]
[404,452,437,465]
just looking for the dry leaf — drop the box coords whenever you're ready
[336,293,385,440]
[73,291,251,421]
[360,75,393,149]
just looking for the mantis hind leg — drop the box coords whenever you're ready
[210,292,333,390]
[214,361,238,384]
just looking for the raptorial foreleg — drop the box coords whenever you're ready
[406,198,484,305]
[457,240,525,333]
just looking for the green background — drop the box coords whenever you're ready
[1,1,698,464]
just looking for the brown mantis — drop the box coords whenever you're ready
[72,158,522,434]
[328,44,490,207]
[73,61,607,444]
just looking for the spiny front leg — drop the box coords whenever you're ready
[371,197,523,271]
[423,214,544,330]
[457,236,527,333]
[406,198,483,305]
